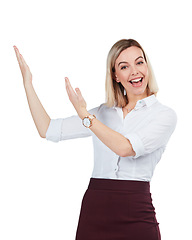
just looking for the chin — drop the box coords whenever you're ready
[133,88,147,95]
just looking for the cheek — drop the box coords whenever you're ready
[116,70,131,79]
[143,67,149,80]
[142,64,148,74]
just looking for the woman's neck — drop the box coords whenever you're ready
[125,93,148,109]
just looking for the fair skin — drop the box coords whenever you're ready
[115,46,149,117]
[13,45,148,157]
[13,46,51,138]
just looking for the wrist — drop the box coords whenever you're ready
[24,80,33,89]
[79,109,89,120]
[82,114,96,128]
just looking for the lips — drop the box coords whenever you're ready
[129,77,143,84]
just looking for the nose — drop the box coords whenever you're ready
[130,65,139,76]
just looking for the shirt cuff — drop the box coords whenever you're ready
[124,133,145,158]
[46,119,63,142]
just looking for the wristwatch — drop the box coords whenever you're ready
[82,114,96,128]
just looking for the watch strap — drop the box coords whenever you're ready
[82,114,96,128]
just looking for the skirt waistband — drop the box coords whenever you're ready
[88,178,150,193]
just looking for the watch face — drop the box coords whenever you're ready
[83,118,91,127]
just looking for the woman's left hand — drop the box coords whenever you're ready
[65,77,88,119]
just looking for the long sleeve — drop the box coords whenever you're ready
[45,105,102,142]
[44,95,178,181]
[124,107,177,158]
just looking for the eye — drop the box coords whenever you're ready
[121,66,128,70]
[137,61,144,65]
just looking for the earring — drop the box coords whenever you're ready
[115,75,120,82]
[124,88,127,95]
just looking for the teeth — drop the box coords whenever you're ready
[131,78,142,83]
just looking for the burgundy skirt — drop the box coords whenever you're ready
[75,178,161,240]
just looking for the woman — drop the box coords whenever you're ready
[13,39,177,240]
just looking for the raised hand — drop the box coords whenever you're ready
[13,46,32,85]
[13,45,51,138]
[65,77,88,119]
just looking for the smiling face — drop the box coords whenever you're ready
[114,46,149,100]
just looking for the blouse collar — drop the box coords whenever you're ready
[112,94,157,110]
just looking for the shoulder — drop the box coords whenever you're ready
[96,103,114,112]
[88,103,109,116]
[152,99,177,127]
[156,99,177,117]
[88,103,116,122]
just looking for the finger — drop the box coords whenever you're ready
[75,87,81,93]
[75,88,83,99]
[13,46,23,68]
[13,46,22,62]
[65,77,77,96]
[19,53,29,68]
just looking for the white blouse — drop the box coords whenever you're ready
[46,94,177,182]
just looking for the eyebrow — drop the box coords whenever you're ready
[118,56,144,66]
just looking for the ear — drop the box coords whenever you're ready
[115,75,120,83]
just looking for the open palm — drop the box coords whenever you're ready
[65,77,87,118]
[13,46,32,84]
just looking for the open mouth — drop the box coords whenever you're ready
[129,77,143,84]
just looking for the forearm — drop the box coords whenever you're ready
[64,77,134,156]
[24,82,50,138]
[82,112,135,157]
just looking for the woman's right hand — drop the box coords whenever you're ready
[13,45,51,138]
[13,46,32,85]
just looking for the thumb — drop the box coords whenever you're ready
[75,87,81,95]
[75,87,84,101]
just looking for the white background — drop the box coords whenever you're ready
[0,0,191,239]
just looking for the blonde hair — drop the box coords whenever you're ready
[104,39,159,108]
